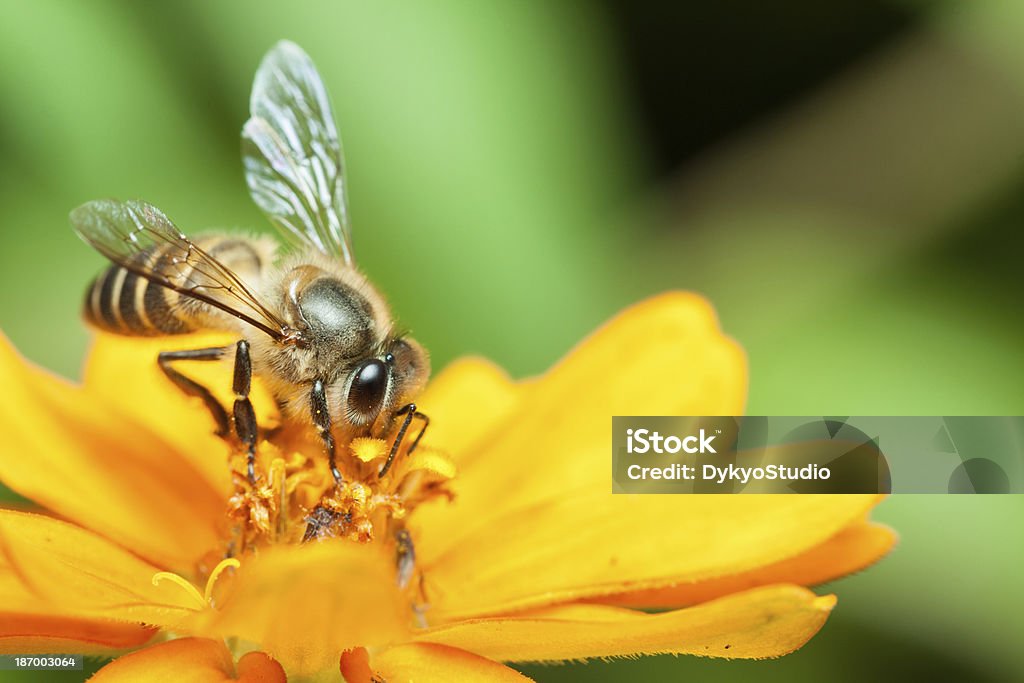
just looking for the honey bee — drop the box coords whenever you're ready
[71,42,430,511]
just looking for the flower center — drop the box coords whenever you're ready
[220,431,455,556]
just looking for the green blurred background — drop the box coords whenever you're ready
[1,1,1022,680]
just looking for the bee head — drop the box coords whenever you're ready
[281,268,429,429]
[344,336,429,428]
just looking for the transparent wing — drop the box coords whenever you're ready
[242,40,354,265]
[71,199,291,341]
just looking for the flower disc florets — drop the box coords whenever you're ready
[222,431,456,557]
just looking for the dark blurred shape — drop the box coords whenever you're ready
[948,458,1011,494]
[602,0,924,178]
[121,3,243,159]
[923,163,1024,299]
[783,419,892,494]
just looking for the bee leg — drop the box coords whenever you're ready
[406,407,430,455]
[394,529,431,626]
[232,340,259,485]
[395,528,416,589]
[310,379,343,485]
[378,404,430,477]
[158,347,232,436]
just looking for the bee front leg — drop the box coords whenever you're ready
[378,404,431,477]
[231,340,259,484]
[304,380,345,543]
[310,379,343,486]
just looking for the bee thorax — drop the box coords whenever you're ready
[298,278,375,359]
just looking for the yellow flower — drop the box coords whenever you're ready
[0,293,893,681]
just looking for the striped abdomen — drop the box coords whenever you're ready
[83,237,269,336]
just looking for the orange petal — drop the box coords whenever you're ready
[416,357,521,466]
[414,293,747,564]
[425,494,882,620]
[403,448,457,480]
[416,585,834,662]
[596,520,896,608]
[236,651,288,682]
[0,510,201,625]
[339,647,375,683]
[83,331,278,498]
[373,643,533,682]
[90,637,285,682]
[0,613,155,655]
[198,540,409,677]
[0,333,225,570]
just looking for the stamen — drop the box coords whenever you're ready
[204,558,241,607]
[152,572,206,610]
[224,428,451,548]
[351,437,386,463]
[150,558,241,612]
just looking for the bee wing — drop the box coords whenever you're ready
[242,40,355,265]
[71,199,291,341]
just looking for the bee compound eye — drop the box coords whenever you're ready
[348,359,388,418]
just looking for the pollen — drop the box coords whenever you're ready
[220,429,455,556]
[350,437,386,463]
